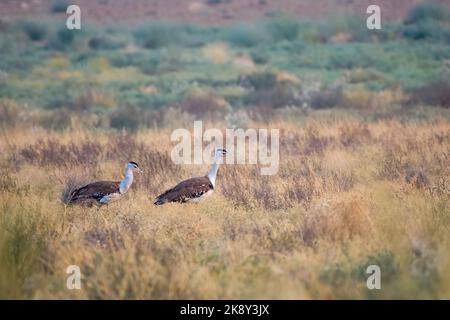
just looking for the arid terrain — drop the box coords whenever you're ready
[1,0,450,299]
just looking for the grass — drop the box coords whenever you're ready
[0,117,450,299]
[1,2,450,299]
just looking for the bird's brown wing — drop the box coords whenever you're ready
[154,176,213,205]
[69,181,120,204]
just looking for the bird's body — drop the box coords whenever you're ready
[67,161,142,206]
[69,181,121,205]
[154,148,226,205]
[154,176,214,205]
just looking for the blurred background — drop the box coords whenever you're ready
[1,0,450,131]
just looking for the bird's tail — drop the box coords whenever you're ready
[154,195,168,205]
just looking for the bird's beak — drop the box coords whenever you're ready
[139,168,144,174]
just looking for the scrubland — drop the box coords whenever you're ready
[1,2,450,299]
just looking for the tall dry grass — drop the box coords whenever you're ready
[0,118,449,299]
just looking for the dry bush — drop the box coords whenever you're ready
[309,86,344,109]
[0,99,28,128]
[338,122,371,147]
[408,79,450,108]
[301,196,371,245]
[173,92,231,121]
[405,167,430,189]
[72,89,117,112]
[12,138,103,168]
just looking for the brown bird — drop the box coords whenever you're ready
[154,148,227,205]
[68,161,143,206]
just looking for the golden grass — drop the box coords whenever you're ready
[0,118,449,299]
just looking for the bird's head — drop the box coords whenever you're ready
[215,148,227,158]
[127,161,143,173]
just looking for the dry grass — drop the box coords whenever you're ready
[0,118,450,299]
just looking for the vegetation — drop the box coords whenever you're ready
[1,3,450,299]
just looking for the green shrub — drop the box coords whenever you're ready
[50,0,69,13]
[88,36,125,50]
[250,50,269,64]
[226,24,266,47]
[238,72,277,90]
[133,23,179,49]
[405,3,450,24]
[47,27,76,50]
[319,14,370,42]
[402,20,450,41]
[23,22,48,41]
[266,15,300,42]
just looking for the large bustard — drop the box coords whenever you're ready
[68,161,143,206]
[154,148,227,205]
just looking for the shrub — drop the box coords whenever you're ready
[23,22,48,41]
[173,92,231,120]
[408,78,450,108]
[266,15,300,42]
[402,3,450,41]
[38,109,72,130]
[0,99,23,127]
[133,24,178,49]
[309,86,344,109]
[50,1,69,13]
[402,20,450,41]
[319,14,370,42]
[250,50,269,65]
[405,3,450,25]
[110,107,141,131]
[88,36,125,50]
[226,24,266,47]
[238,72,277,91]
[47,27,76,50]
[238,71,300,108]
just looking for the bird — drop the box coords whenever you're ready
[67,161,143,206]
[154,148,227,205]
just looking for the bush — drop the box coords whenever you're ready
[47,27,76,50]
[0,99,23,127]
[238,71,300,108]
[238,72,277,91]
[133,24,178,49]
[88,36,125,50]
[110,107,141,131]
[23,22,48,41]
[50,1,69,13]
[319,14,370,42]
[266,15,300,41]
[405,3,450,24]
[402,20,450,41]
[173,92,231,120]
[408,78,450,108]
[309,86,344,109]
[226,24,266,47]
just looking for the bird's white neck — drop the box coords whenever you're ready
[119,167,134,194]
[207,154,222,188]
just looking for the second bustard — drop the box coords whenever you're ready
[68,161,143,206]
[154,148,227,205]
